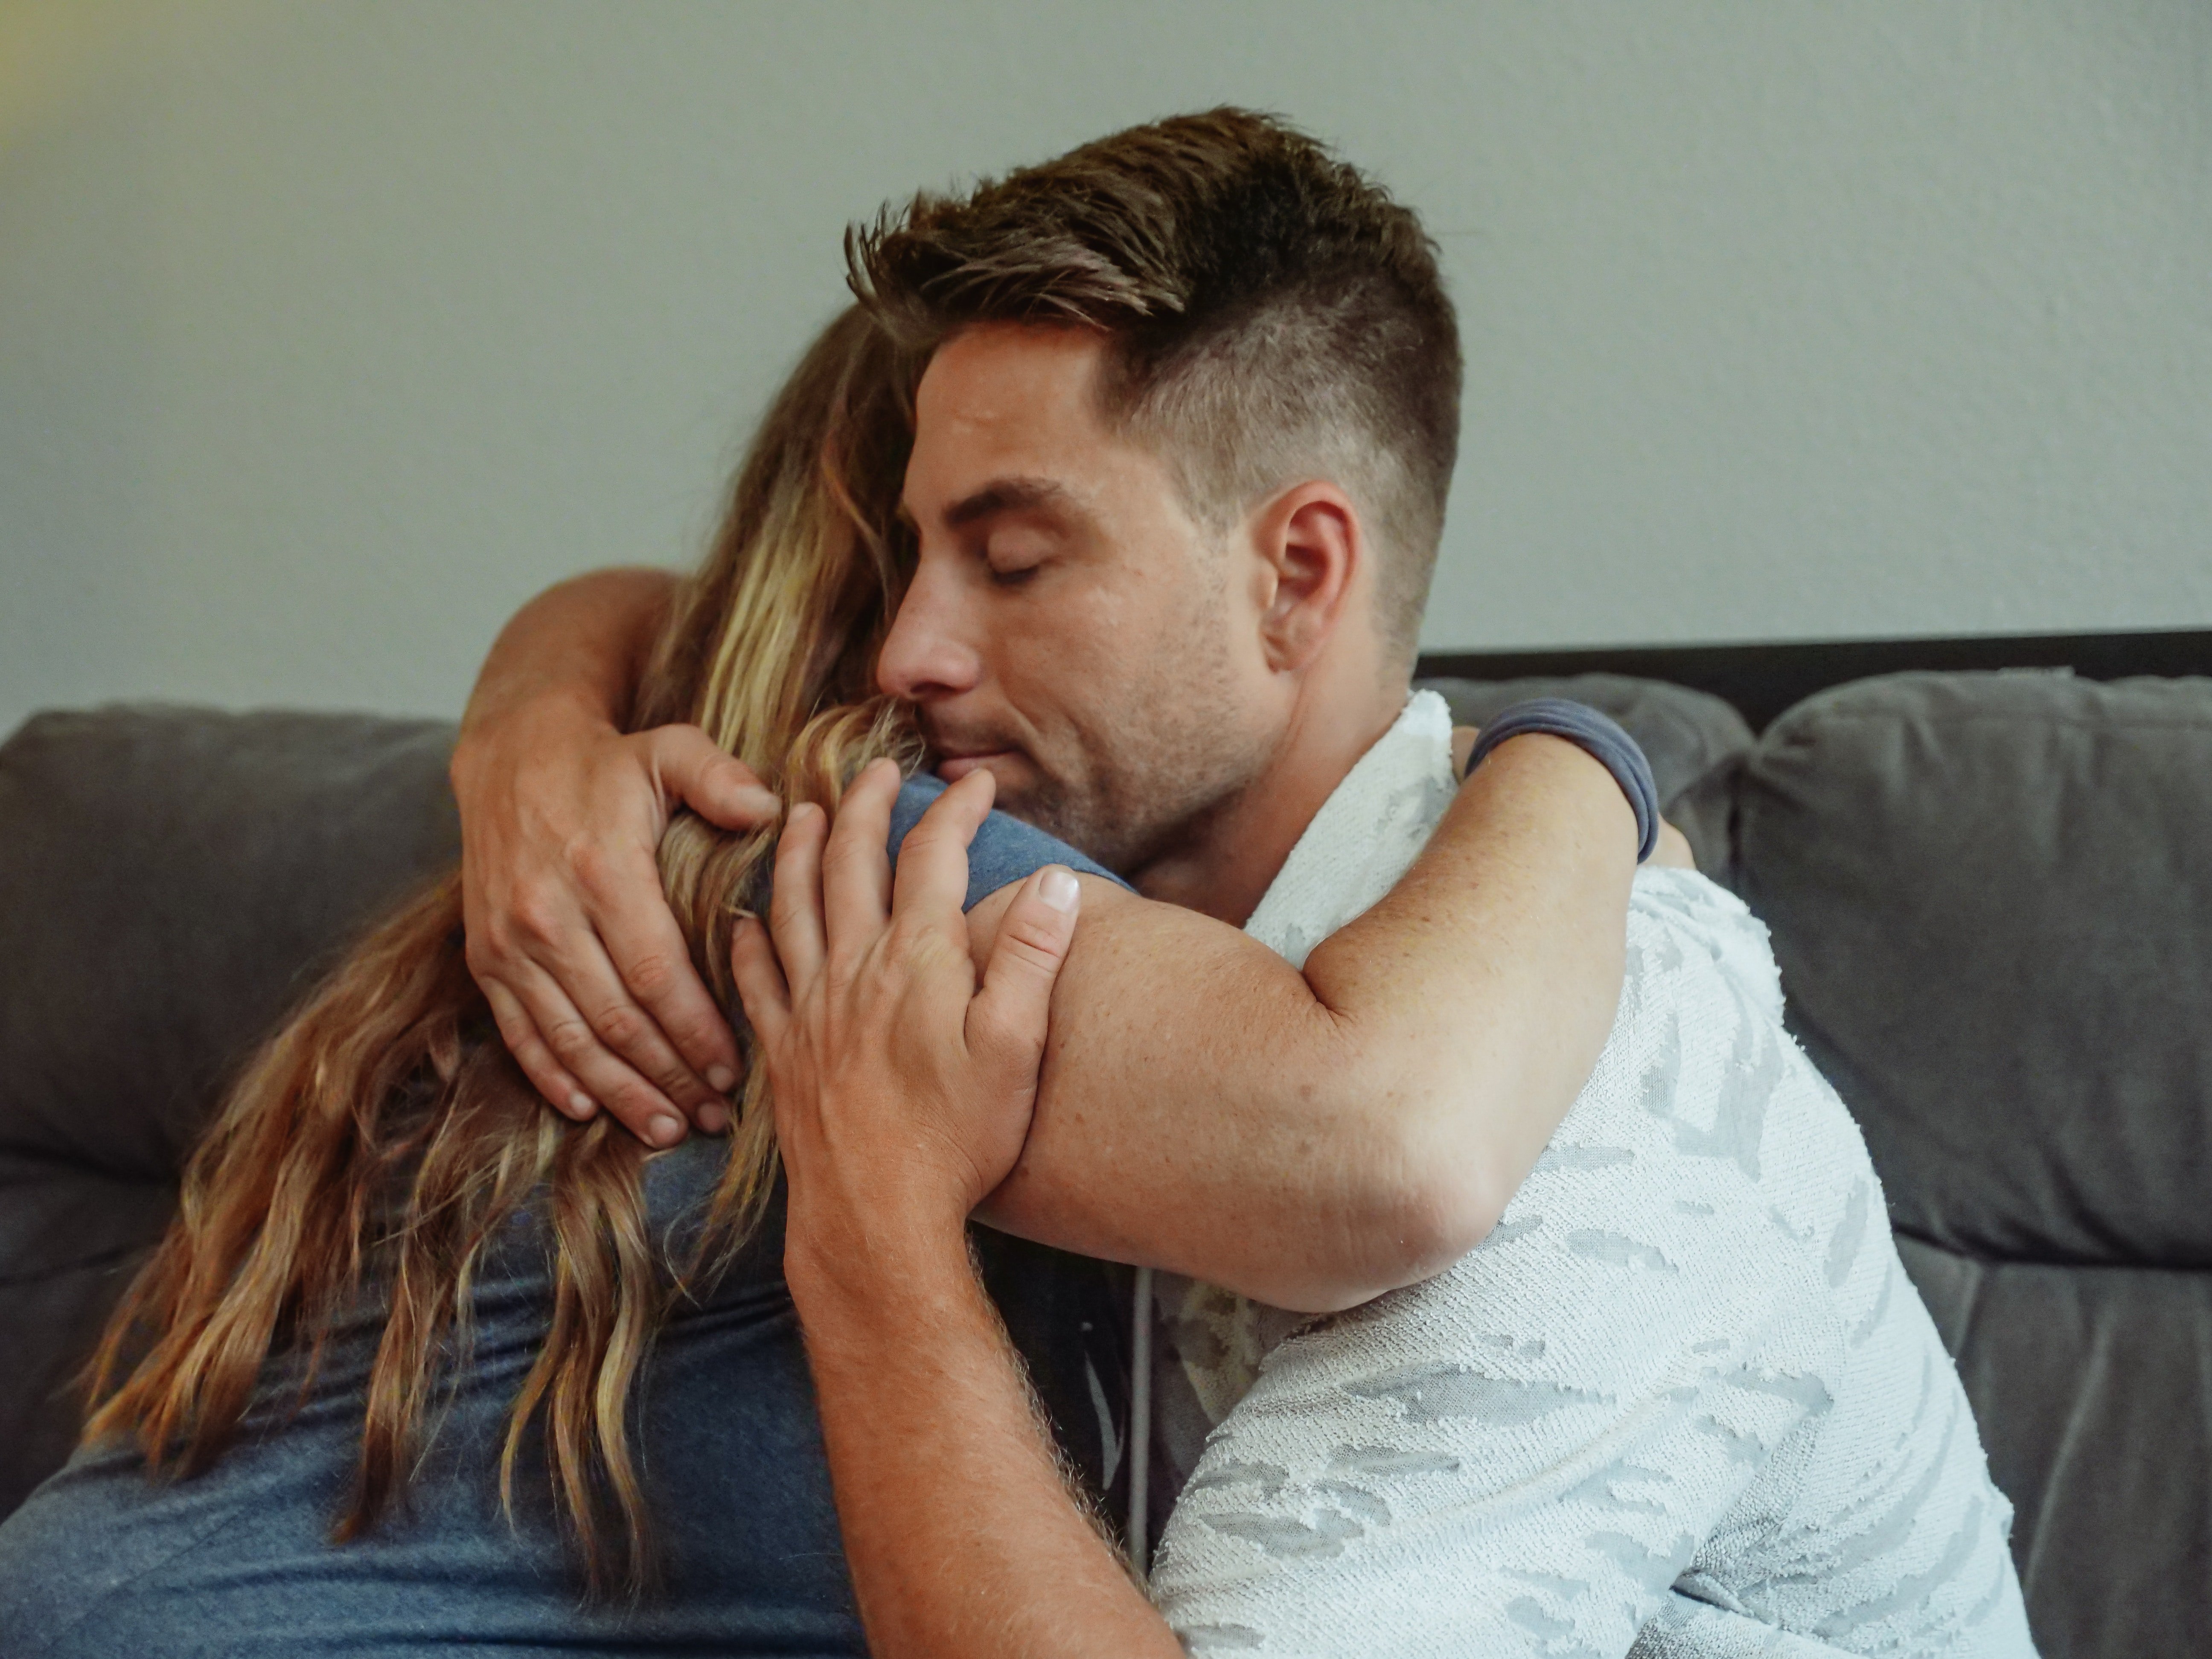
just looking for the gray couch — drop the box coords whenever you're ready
[3,665,2206,1656]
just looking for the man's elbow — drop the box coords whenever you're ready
[1273,1120,1512,1315]
[1361,1166,1509,1300]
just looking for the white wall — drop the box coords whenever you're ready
[5,0,2209,737]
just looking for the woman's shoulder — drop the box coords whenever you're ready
[889,774,1127,909]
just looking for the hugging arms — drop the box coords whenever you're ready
[454,563,1655,1310]
[0,273,1658,1654]
[451,617,1660,1656]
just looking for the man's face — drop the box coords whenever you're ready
[880,324,1277,874]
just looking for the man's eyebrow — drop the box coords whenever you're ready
[941,477,1080,532]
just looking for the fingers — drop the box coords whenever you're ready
[497,948,705,1147]
[480,977,596,1123]
[480,853,734,1137]
[544,919,721,1128]
[591,884,742,1100]
[968,865,1081,1070]
[454,709,752,1142]
[729,914,791,1054]
[820,759,901,966]
[768,801,831,992]
[650,724,782,832]
[888,768,996,930]
[469,868,715,1147]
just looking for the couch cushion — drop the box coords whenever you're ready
[1417,673,1755,875]
[0,705,460,1513]
[1900,1237,2212,1659]
[1742,670,2212,1659]
[1737,670,2212,1266]
[0,1159,171,1516]
[0,706,461,1181]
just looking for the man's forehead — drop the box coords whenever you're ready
[904,325,1120,522]
[914,327,1104,442]
[927,320,1109,393]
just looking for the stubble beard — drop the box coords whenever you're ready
[993,605,1272,882]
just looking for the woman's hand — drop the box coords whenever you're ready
[731,758,1082,1300]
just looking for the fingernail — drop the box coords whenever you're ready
[1040,867,1079,912]
[697,1102,731,1134]
[650,1114,684,1147]
[737,787,781,818]
[706,1064,737,1093]
[567,1091,596,1119]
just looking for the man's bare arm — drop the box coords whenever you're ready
[737,767,1179,1659]
[457,572,1640,1308]
[799,1230,1180,1658]
[972,733,1640,1311]
[451,567,781,1143]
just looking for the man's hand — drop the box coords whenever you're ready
[451,689,781,1147]
[731,758,1081,1281]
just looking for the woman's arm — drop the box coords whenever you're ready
[970,732,1639,1312]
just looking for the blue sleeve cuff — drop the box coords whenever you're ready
[890,774,1131,910]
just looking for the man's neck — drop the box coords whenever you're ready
[1128,680,1411,928]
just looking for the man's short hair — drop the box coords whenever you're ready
[848,108,1462,660]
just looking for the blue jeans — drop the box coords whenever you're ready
[0,1139,1131,1656]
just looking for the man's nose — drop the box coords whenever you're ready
[876,556,983,702]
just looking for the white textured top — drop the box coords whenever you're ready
[1146,693,2037,1658]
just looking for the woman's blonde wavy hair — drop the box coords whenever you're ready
[82,306,924,1598]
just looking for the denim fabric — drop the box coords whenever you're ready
[0,795,1133,1655]
[888,774,1126,907]
[0,1147,860,1656]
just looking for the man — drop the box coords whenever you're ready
[457,112,2032,1654]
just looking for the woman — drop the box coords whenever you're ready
[0,307,1640,1654]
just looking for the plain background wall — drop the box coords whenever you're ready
[5,0,2209,738]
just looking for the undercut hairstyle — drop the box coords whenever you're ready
[848,107,1463,662]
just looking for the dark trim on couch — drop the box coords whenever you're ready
[1417,627,2212,732]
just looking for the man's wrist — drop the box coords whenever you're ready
[460,676,621,747]
[452,682,620,795]
[456,568,672,748]
[784,1204,981,1350]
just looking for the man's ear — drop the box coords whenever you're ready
[1247,482,1362,674]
